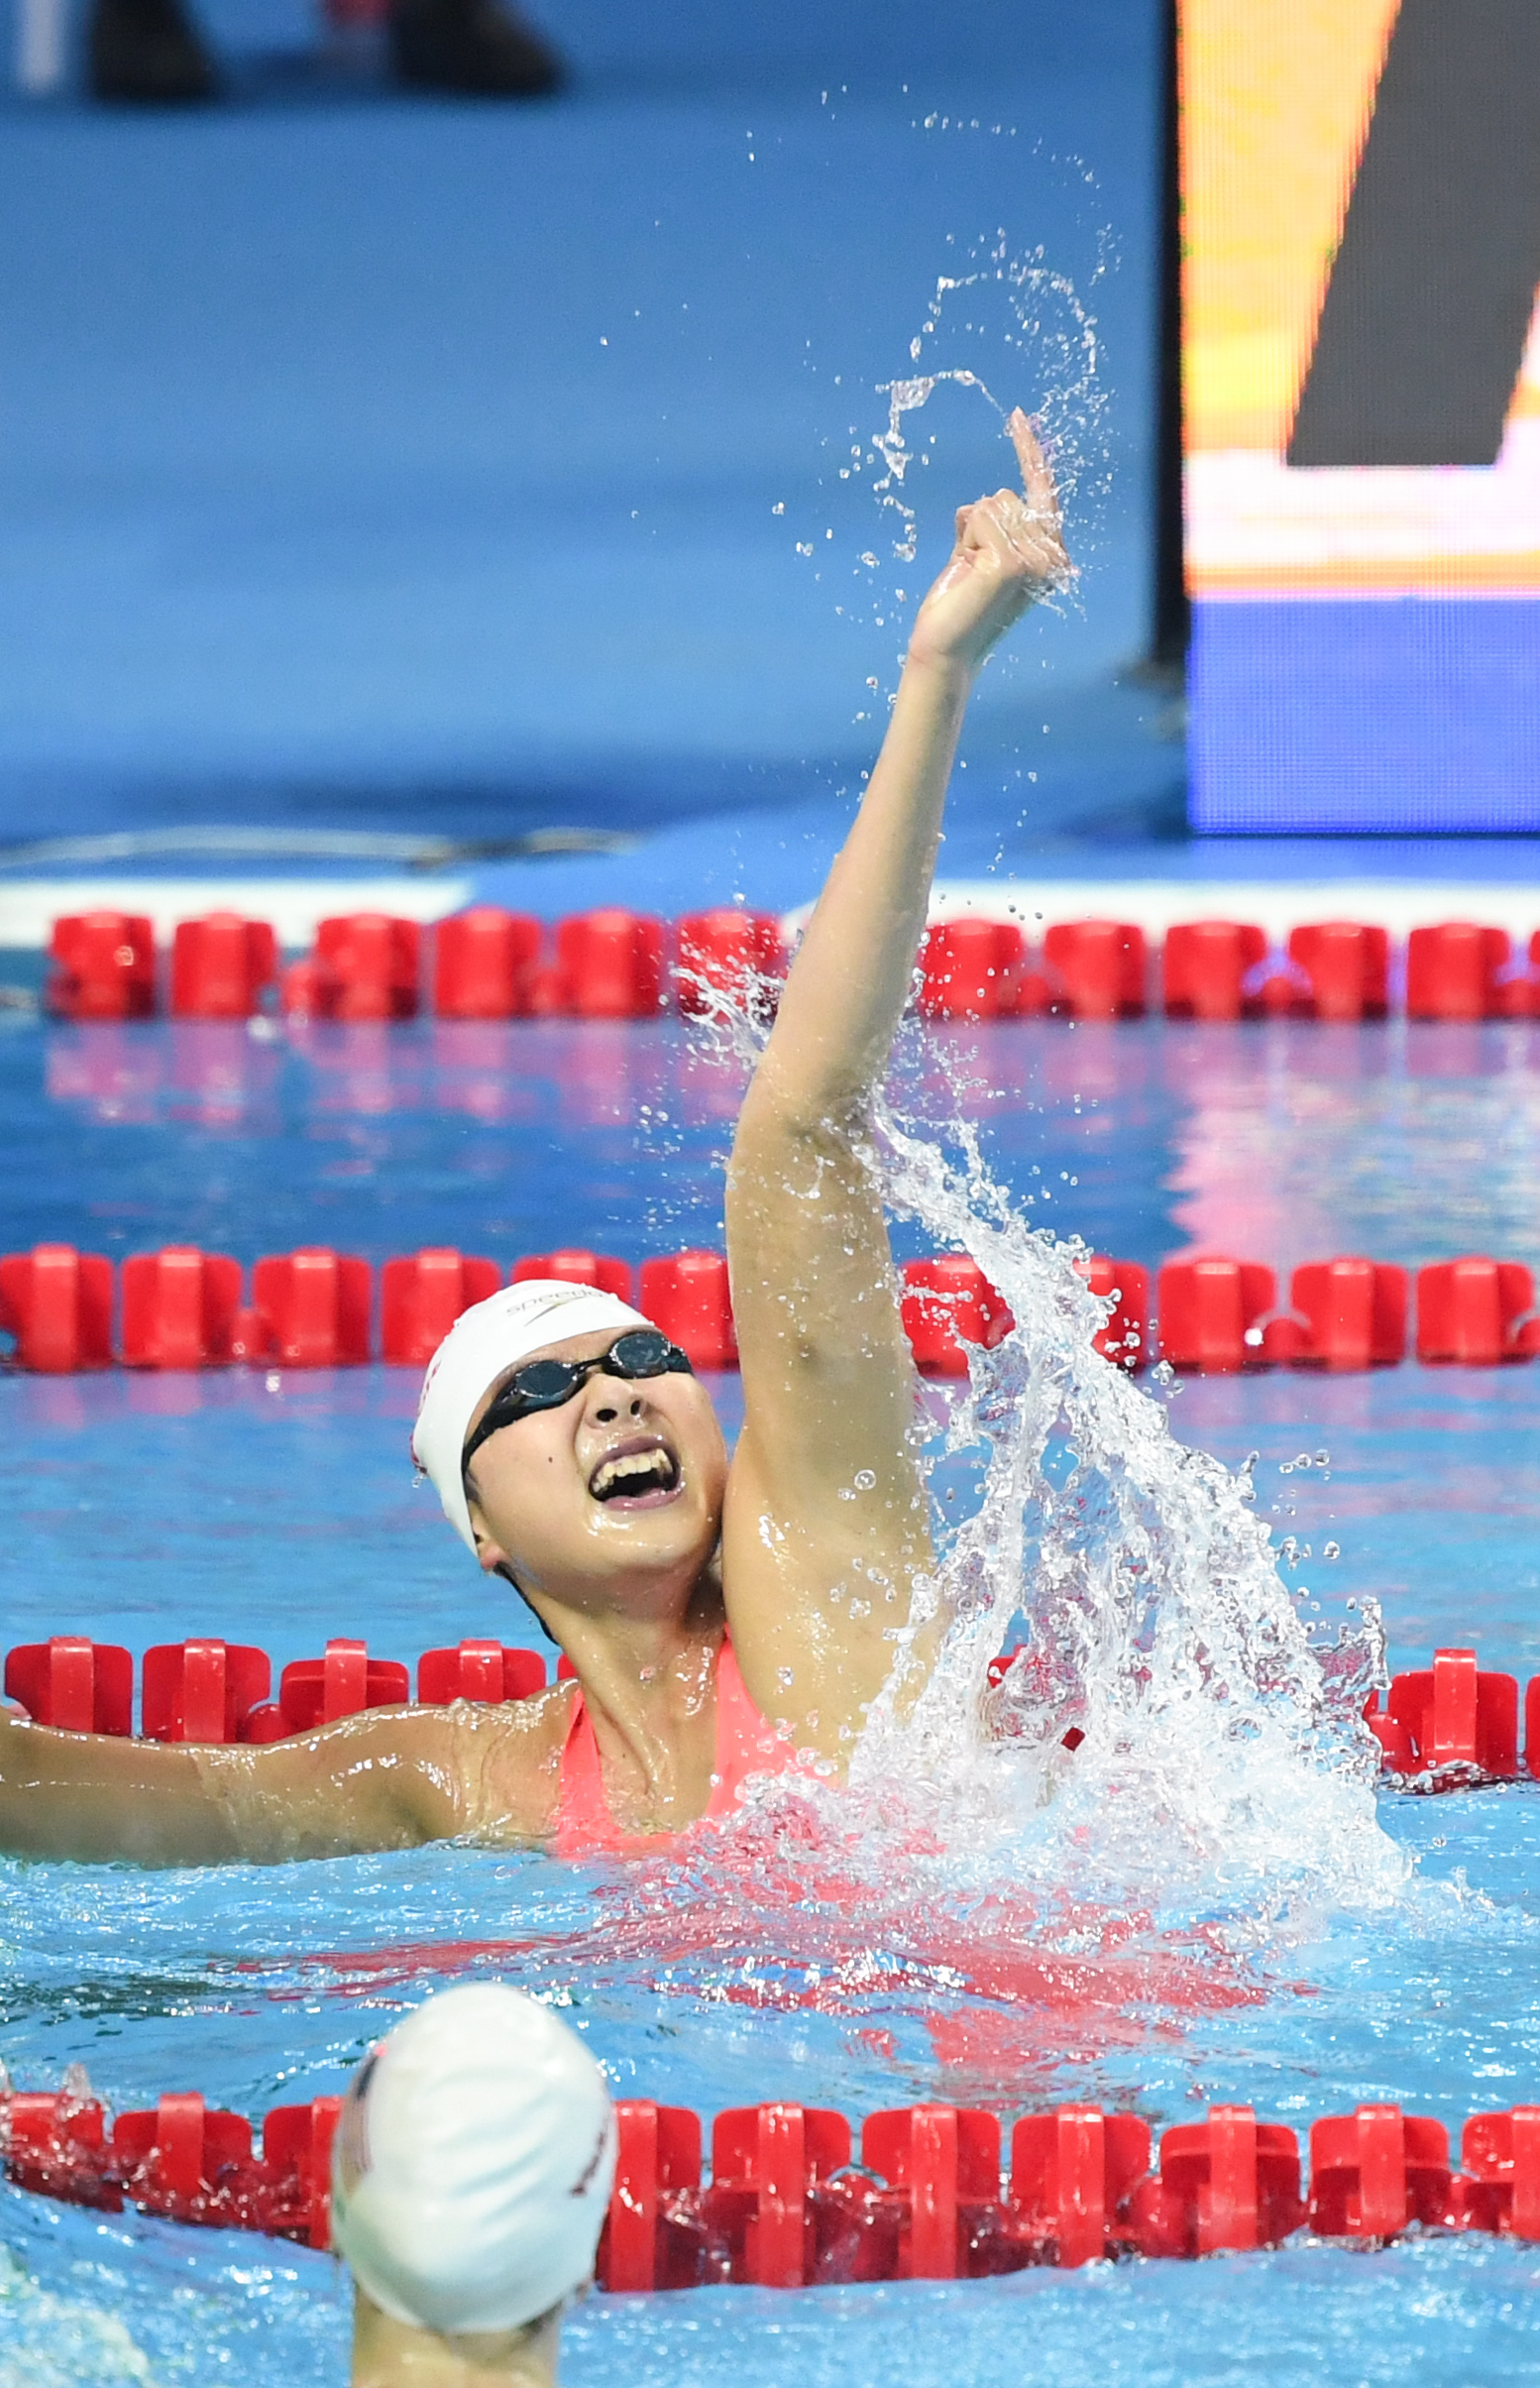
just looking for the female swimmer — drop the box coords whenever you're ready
[0,413,1068,1864]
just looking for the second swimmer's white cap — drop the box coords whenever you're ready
[329,1984,616,2337]
[412,1280,648,1552]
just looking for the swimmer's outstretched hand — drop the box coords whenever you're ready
[907,407,1071,675]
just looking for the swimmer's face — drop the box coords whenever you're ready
[463,1330,727,1615]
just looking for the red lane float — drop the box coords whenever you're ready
[676,909,784,1018]
[1269,1258,1407,1371]
[432,909,542,1020]
[1161,921,1268,1021]
[245,1639,411,1740]
[1462,2108,1540,2238]
[11,2088,1540,2272]
[1009,2104,1150,2265]
[1405,924,1511,1022]
[381,1249,500,1365]
[417,1641,547,1705]
[640,1251,736,1370]
[599,2103,705,2292]
[1366,1649,1520,1779]
[863,2104,1004,2278]
[1043,921,1146,1018]
[306,915,422,1023]
[1308,2107,1457,2238]
[142,1641,272,1744]
[0,1244,113,1373]
[242,1248,373,1368]
[3,2088,343,2241]
[1156,1256,1277,1372]
[5,1244,1540,1376]
[3,1637,446,1745]
[1288,923,1389,1022]
[42,906,1540,1022]
[112,2096,258,2228]
[4,1639,133,1736]
[121,1247,243,1370]
[7,2088,119,2210]
[1129,2105,1303,2257]
[705,2104,852,2287]
[554,910,666,1018]
[919,922,1032,1020]
[260,2098,346,2248]
[1073,1254,1149,1371]
[902,1257,1014,1375]
[5,1244,1540,1377]
[48,913,156,1021]
[1366,1649,1520,1780]
[170,916,278,1020]
[1416,1258,1540,1365]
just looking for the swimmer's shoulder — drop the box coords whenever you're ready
[427,1679,578,1848]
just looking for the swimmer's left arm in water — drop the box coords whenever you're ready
[0,1697,560,1866]
[722,415,1069,1758]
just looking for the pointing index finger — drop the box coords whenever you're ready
[1007,405,1058,515]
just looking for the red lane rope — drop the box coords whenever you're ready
[6,2089,1539,2276]
[3,1243,1538,1374]
[3,1636,1531,1782]
[43,905,1540,1025]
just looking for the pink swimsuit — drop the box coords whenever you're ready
[554,1640,797,1859]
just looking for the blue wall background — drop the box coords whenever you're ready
[1191,597,1540,836]
[0,0,1177,854]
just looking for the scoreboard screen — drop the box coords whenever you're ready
[1182,0,1540,832]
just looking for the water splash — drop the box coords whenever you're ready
[871,368,1004,565]
[672,997,1404,1993]
[793,231,1111,667]
[850,1078,1400,1940]
[865,231,1111,584]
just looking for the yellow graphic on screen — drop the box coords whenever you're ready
[1181,0,1540,598]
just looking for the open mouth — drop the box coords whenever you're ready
[587,1435,683,1510]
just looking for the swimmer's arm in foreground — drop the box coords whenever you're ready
[722,412,1069,1756]
[0,1689,568,1866]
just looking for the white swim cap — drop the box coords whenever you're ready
[412,1280,648,1551]
[329,1984,615,2337]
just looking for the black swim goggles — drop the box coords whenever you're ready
[462,1327,695,1465]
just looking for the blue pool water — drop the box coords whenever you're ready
[6,1008,1540,1279]
[3,1008,1540,2383]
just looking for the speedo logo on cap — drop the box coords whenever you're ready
[570,2118,609,2198]
[336,2048,381,2188]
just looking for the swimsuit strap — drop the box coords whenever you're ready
[551,1682,624,1862]
[704,1638,800,1819]
[553,1638,799,1858]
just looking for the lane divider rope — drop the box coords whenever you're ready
[2,1636,1527,1784]
[42,905,1540,1026]
[3,1244,1538,1374]
[5,2086,1539,2274]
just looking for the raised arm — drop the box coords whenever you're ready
[721,414,1069,1753]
